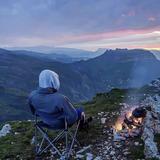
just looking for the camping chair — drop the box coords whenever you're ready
[33,114,81,160]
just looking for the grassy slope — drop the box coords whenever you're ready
[0,89,127,159]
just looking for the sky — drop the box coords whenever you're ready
[0,0,160,51]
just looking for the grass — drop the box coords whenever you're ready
[0,121,34,159]
[0,88,146,159]
[0,121,103,159]
[82,88,128,116]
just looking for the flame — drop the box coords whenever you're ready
[114,118,123,131]
[114,105,140,131]
[114,110,132,131]
[126,111,132,118]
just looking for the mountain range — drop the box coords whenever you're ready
[0,48,160,121]
[5,46,105,62]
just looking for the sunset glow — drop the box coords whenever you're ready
[0,0,159,50]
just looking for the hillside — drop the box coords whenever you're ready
[0,87,158,159]
[72,49,160,89]
[1,48,160,121]
[0,88,128,159]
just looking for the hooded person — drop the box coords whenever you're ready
[28,69,82,129]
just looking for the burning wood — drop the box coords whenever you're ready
[113,106,146,141]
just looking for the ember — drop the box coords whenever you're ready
[113,105,146,141]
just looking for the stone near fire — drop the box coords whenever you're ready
[101,118,106,124]
[142,95,160,159]
[113,132,126,141]
[144,139,159,159]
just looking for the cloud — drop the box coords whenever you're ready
[0,0,159,50]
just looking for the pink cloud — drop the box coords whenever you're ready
[127,10,136,17]
[55,26,160,45]
[148,16,156,21]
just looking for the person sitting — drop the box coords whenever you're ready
[28,69,89,129]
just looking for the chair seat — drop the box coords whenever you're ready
[37,121,65,130]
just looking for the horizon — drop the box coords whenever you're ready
[0,0,159,51]
[2,45,160,52]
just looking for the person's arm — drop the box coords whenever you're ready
[59,96,78,125]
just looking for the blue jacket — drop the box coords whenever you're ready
[28,88,78,129]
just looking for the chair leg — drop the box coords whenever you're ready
[67,120,80,159]
[34,119,81,159]
[39,130,65,155]
[64,118,69,158]
[68,131,80,147]
[35,125,39,156]
[37,126,62,157]
[37,136,45,154]
[65,130,68,152]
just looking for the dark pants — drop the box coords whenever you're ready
[76,107,84,120]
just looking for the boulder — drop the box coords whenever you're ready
[0,124,11,137]
[142,95,160,159]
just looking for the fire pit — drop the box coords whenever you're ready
[113,105,146,141]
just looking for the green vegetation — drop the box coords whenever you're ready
[0,88,127,159]
[0,121,34,159]
[82,88,128,116]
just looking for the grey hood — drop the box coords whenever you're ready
[39,69,60,90]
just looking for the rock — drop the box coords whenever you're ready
[110,151,115,156]
[123,151,130,156]
[141,95,160,159]
[101,118,106,124]
[86,153,93,160]
[134,142,139,146]
[76,154,84,159]
[144,139,159,159]
[0,124,11,137]
[94,156,102,160]
[115,144,122,148]
[14,132,19,135]
[113,130,126,141]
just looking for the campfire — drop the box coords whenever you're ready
[113,105,146,141]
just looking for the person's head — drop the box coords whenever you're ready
[39,69,60,91]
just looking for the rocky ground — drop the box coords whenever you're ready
[0,88,160,160]
[0,109,146,160]
[76,110,145,160]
